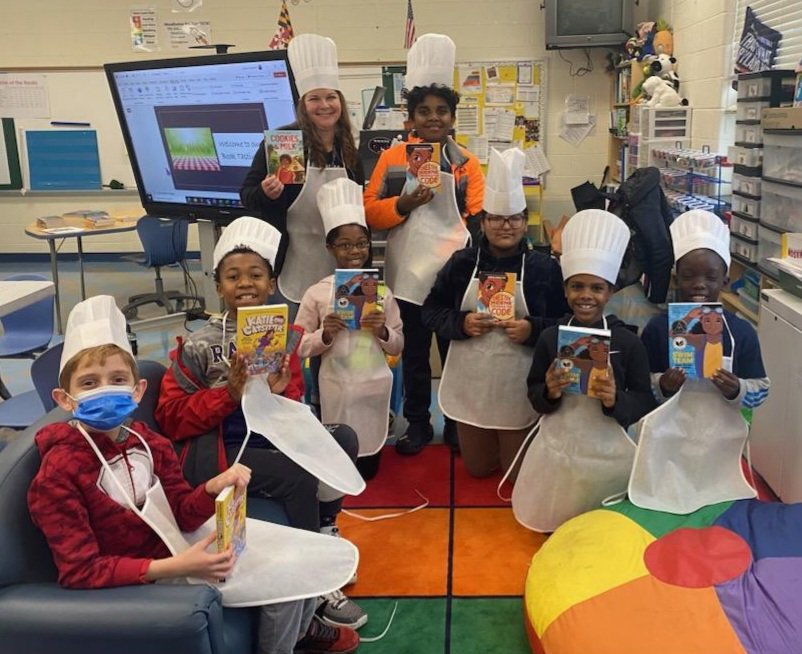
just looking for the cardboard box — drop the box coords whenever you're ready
[762,107,802,130]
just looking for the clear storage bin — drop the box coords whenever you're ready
[760,180,802,232]
[736,100,771,122]
[735,123,763,145]
[731,233,759,263]
[762,131,802,185]
[728,145,763,167]
[731,213,760,241]
[731,194,761,219]
[759,225,784,277]
[732,173,761,197]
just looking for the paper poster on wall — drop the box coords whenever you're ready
[467,135,489,163]
[165,21,212,48]
[485,84,515,105]
[130,7,159,51]
[456,100,480,135]
[458,66,483,95]
[0,74,51,119]
[518,63,533,85]
[516,85,540,104]
[491,109,516,142]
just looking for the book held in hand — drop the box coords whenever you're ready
[403,142,441,194]
[265,130,305,184]
[668,302,725,380]
[476,271,516,321]
[215,484,246,558]
[332,269,385,330]
[556,325,612,399]
[236,304,288,375]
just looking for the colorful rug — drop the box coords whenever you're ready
[341,445,546,653]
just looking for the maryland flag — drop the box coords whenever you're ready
[268,0,294,50]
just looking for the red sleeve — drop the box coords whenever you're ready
[155,347,238,442]
[27,457,153,589]
[282,351,305,402]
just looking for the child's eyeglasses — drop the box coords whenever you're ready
[333,240,370,251]
[484,215,526,228]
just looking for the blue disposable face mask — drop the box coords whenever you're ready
[69,385,138,432]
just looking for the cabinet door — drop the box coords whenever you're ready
[750,308,791,496]
[779,321,802,502]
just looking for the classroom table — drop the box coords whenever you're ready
[25,216,140,333]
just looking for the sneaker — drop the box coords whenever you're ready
[295,615,359,653]
[396,421,433,456]
[443,419,460,453]
[320,525,357,585]
[317,589,368,630]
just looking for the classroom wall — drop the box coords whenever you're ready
[2,0,618,253]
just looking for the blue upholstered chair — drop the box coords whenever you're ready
[0,273,54,358]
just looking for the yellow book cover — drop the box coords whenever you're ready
[236,304,288,375]
[476,271,517,321]
[215,484,246,558]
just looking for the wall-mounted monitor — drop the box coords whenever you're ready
[105,51,298,221]
[544,0,632,50]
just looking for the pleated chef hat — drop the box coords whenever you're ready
[317,178,367,237]
[60,295,133,374]
[670,209,731,270]
[288,33,341,97]
[405,34,456,91]
[483,148,526,216]
[213,216,282,271]
[560,209,631,285]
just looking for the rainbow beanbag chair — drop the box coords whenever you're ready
[524,499,802,654]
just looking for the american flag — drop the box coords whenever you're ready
[268,0,294,50]
[404,0,416,49]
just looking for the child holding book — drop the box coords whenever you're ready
[155,216,366,631]
[296,178,404,481]
[516,210,655,532]
[28,295,359,654]
[422,148,567,480]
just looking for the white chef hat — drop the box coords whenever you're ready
[405,33,456,91]
[288,33,341,98]
[483,148,526,216]
[670,209,731,270]
[213,216,282,271]
[60,295,133,374]
[317,178,367,237]
[560,209,631,285]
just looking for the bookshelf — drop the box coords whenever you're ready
[608,61,644,183]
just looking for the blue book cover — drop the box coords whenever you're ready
[556,325,612,398]
[332,269,384,330]
[668,302,725,379]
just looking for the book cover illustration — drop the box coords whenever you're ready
[556,325,612,399]
[236,304,288,375]
[332,269,385,330]
[476,271,517,321]
[215,484,246,559]
[668,302,725,380]
[265,130,305,184]
[403,142,441,194]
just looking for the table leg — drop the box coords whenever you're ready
[49,240,63,334]
[77,236,86,300]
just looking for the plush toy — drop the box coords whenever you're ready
[650,53,680,90]
[642,76,688,108]
[652,18,674,55]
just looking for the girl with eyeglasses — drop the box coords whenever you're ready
[421,149,567,481]
[296,179,403,481]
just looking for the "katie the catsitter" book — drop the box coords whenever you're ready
[235,304,288,375]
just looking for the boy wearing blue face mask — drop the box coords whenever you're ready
[27,296,359,654]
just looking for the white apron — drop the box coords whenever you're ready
[241,376,366,496]
[78,424,358,607]
[438,252,538,430]
[278,166,347,303]
[628,378,756,514]
[512,349,636,532]
[319,327,392,457]
[384,172,469,305]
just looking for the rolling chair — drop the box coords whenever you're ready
[122,217,204,320]
[0,273,55,358]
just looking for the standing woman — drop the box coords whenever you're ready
[240,33,364,303]
[422,149,567,480]
[364,34,485,455]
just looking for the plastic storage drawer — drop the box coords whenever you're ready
[736,71,795,99]
[760,180,802,232]
[762,131,802,185]
[735,123,763,145]
[728,145,763,167]
[736,100,771,122]
[732,173,761,198]
[731,233,759,263]
[731,213,760,241]
[731,194,761,219]
[758,225,784,277]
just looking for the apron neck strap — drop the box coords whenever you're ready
[568,315,607,330]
